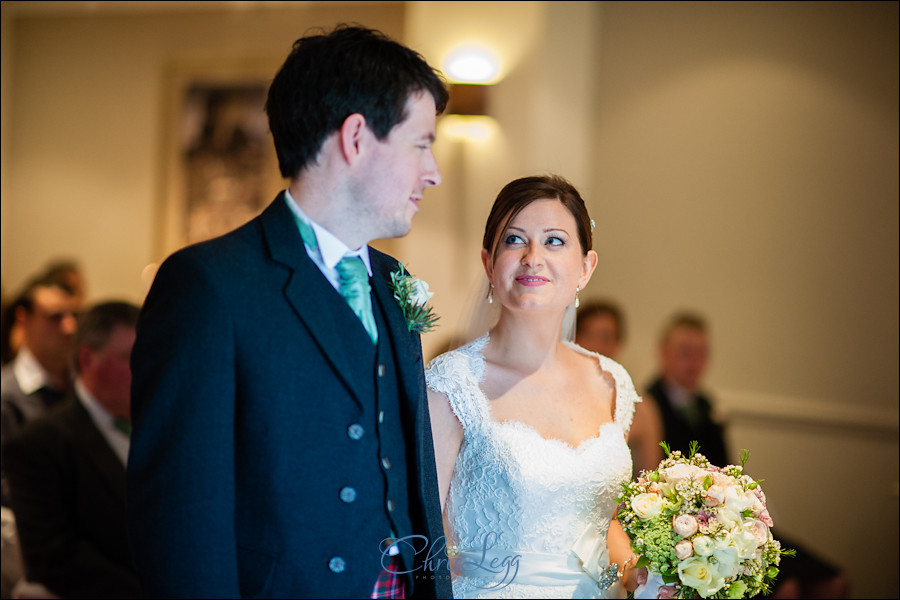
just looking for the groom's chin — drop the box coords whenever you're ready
[388,221,415,240]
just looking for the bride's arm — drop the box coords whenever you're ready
[628,398,665,476]
[608,516,643,592]
[427,388,464,511]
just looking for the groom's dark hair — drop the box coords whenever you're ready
[266,24,448,179]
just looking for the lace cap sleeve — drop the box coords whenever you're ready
[600,356,642,434]
[424,335,490,432]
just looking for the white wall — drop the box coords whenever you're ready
[2,1,897,597]
[586,2,898,597]
[405,3,899,597]
[1,1,405,303]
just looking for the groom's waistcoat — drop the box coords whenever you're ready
[352,287,414,573]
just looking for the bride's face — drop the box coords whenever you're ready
[482,198,597,313]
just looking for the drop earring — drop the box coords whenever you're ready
[574,286,581,308]
[488,285,494,304]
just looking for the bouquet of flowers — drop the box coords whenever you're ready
[616,442,793,598]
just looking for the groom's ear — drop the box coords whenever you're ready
[338,113,368,165]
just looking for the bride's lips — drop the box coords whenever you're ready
[515,275,550,287]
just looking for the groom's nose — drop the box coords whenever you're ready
[422,151,441,187]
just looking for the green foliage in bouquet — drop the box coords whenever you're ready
[616,442,794,598]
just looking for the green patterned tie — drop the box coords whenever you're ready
[293,213,378,344]
[294,213,319,250]
[336,256,378,344]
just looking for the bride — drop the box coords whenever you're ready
[426,175,647,599]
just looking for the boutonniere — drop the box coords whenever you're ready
[388,263,439,334]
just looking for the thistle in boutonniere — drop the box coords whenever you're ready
[388,263,439,334]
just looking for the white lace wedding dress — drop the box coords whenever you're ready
[425,334,640,599]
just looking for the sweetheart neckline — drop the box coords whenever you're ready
[468,333,624,452]
[491,418,621,452]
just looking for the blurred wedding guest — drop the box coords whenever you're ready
[2,301,142,599]
[41,259,88,306]
[0,273,81,506]
[0,293,26,366]
[644,311,728,467]
[645,311,848,599]
[575,298,626,360]
[1,261,86,369]
[576,299,664,477]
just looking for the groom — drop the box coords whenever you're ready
[127,25,451,598]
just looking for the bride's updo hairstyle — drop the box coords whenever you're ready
[482,174,594,262]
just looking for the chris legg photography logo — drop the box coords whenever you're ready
[380,532,521,590]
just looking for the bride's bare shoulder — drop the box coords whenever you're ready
[564,343,616,390]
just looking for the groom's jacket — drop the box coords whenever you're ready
[127,193,451,598]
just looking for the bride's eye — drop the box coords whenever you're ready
[545,236,565,246]
[504,234,525,245]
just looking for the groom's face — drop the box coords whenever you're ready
[351,91,441,240]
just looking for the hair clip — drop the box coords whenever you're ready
[590,219,596,233]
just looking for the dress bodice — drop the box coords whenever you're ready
[425,335,640,599]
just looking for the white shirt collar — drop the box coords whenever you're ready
[283,189,373,276]
[75,377,130,464]
[75,378,114,429]
[663,379,694,409]
[13,347,58,395]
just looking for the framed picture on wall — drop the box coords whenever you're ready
[157,59,285,261]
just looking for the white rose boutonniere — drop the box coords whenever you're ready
[388,263,439,334]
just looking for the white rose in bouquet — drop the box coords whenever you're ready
[678,556,725,598]
[711,545,742,580]
[631,492,665,520]
[662,462,697,483]
[731,526,762,560]
[692,534,715,557]
[724,485,755,513]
